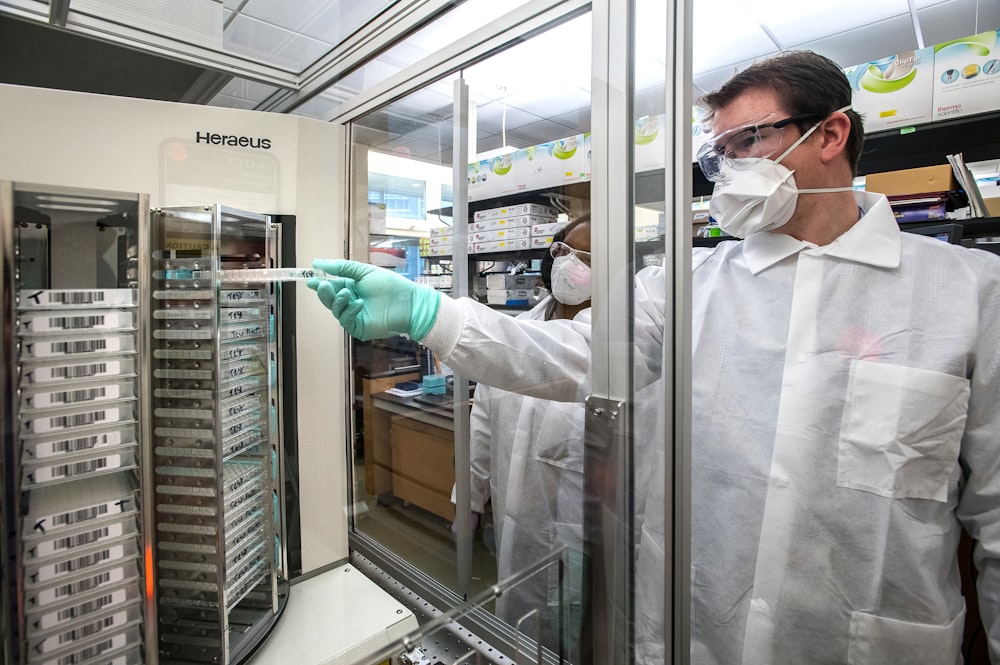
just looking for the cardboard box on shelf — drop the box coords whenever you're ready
[865,164,959,196]
[470,227,532,243]
[474,203,558,221]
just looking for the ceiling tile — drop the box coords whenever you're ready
[917,0,1000,47]
[474,101,545,136]
[692,0,780,73]
[549,107,591,134]
[796,15,921,68]
[224,14,332,71]
[380,135,449,161]
[507,119,582,146]
[745,0,911,47]
[237,0,391,43]
[503,86,591,118]
[211,94,259,110]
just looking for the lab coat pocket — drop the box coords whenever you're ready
[847,607,965,665]
[838,360,969,502]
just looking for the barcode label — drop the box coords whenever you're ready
[38,610,126,653]
[27,360,122,383]
[37,588,126,630]
[35,566,125,606]
[20,309,133,333]
[32,454,122,484]
[22,336,128,358]
[18,310,132,333]
[31,495,130,535]
[54,504,109,528]
[34,523,123,558]
[28,384,122,409]
[51,632,128,665]
[28,429,125,459]
[36,545,123,583]
[25,406,123,434]
[18,289,133,309]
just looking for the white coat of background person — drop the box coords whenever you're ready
[309,50,1000,664]
[463,218,592,656]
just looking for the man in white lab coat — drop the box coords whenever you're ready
[310,50,1000,664]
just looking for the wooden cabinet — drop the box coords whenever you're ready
[361,376,459,522]
[388,416,456,522]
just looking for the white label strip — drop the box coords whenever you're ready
[36,587,128,630]
[30,453,124,484]
[25,359,124,384]
[21,311,133,333]
[25,406,124,435]
[21,336,126,358]
[35,544,126,583]
[37,609,129,654]
[34,565,126,606]
[32,522,125,559]
[18,289,133,309]
[25,429,127,459]
[37,630,129,665]
[221,324,263,341]
[221,288,264,303]
[28,384,122,410]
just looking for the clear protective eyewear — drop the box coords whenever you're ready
[550,241,591,267]
[696,112,821,182]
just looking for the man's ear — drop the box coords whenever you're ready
[817,111,851,165]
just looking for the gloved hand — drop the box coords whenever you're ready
[307,258,441,341]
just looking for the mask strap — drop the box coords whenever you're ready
[777,104,855,194]
[774,104,852,165]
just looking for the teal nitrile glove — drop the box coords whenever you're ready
[307,258,441,342]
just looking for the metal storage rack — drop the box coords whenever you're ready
[147,206,283,665]
[2,181,149,665]
[3,190,290,665]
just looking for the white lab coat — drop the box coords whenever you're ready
[466,297,588,654]
[424,190,1000,663]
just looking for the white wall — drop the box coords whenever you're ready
[0,83,350,572]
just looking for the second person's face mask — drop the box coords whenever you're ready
[550,254,592,306]
[709,106,853,238]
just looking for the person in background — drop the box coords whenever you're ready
[310,50,1000,664]
[462,216,591,656]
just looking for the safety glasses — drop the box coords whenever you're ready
[696,113,821,182]
[550,241,591,266]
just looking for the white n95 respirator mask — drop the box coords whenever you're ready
[550,254,592,305]
[709,107,854,238]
